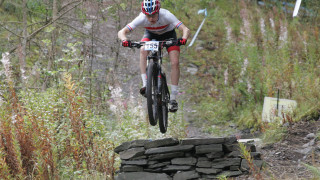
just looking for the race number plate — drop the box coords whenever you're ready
[144,41,159,51]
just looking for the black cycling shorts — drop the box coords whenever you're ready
[141,29,180,52]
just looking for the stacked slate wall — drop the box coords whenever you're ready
[114,137,263,180]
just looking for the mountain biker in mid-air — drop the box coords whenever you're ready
[118,0,190,112]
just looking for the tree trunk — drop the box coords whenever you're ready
[20,0,28,87]
[42,0,59,90]
[0,0,5,7]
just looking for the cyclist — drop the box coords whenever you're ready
[118,0,190,112]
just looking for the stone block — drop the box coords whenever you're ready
[115,172,172,180]
[122,165,143,172]
[144,138,179,149]
[148,152,184,160]
[196,160,211,168]
[144,168,163,173]
[212,158,241,169]
[230,166,240,171]
[115,142,130,154]
[195,144,223,154]
[148,161,170,169]
[223,144,238,153]
[206,151,224,159]
[173,170,200,180]
[224,136,238,144]
[145,145,194,155]
[171,157,197,165]
[181,138,225,145]
[196,168,222,175]
[121,159,148,166]
[115,140,149,154]
[163,165,193,172]
[119,147,145,160]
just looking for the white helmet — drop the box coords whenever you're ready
[141,0,160,15]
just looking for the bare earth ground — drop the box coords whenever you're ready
[183,99,320,179]
[257,119,320,180]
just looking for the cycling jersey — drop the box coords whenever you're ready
[126,8,183,35]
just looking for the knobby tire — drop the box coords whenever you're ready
[146,60,158,126]
[159,74,169,133]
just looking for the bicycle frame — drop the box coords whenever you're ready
[146,46,163,98]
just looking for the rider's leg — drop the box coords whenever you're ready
[140,47,148,87]
[168,50,180,100]
[140,37,151,89]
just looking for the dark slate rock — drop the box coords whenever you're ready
[122,165,143,172]
[206,151,224,159]
[197,157,211,167]
[212,158,241,169]
[144,138,179,149]
[115,142,130,154]
[251,152,262,160]
[115,172,172,180]
[148,161,170,169]
[226,151,241,158]
[145,145,194,155]
[132,155,147,160]
[243,143,257,152]
[115,140,149,154]
[173,170,200,180]
[230,166,239,171]
[224,136,237,144]
[119,147,145,160]
[162,165,193,172]
[149,152,184,160]
[195,144,223,154]
[241,159,264,171]
[181,138,225,145]
[196,168,222,175]
[144,168,163,173]
[171,157,197,165]
[147,160,158,165]
[223,144,238,153]
[121,159,148,166]
[130,140,150,148]
[196,160,212,168]
[198,157,209,161]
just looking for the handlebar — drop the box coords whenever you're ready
[130,39,179,49]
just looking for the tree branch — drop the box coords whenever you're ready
[57,22,109,47]
[0,21,23,38]
[9,0,83,54]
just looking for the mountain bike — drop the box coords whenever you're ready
[130,39,178,133]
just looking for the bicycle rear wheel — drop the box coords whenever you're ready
[159,75,169,133]
[146,60,158,126]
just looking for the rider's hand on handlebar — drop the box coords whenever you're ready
[177,38,187,46]
[122,40,132,47]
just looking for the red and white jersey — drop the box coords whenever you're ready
[126,8,183,35]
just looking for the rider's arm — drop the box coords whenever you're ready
[118,27,130,41]
[178,24,190,40]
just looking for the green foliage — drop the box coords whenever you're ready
[180,0,320,135]
[302,163,320,179]
[238,142,262,179]
[261,121,287,145]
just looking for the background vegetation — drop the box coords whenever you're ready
[0,0,320,178]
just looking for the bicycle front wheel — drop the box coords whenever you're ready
[159,75,169,133]
[146,60,158,126]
